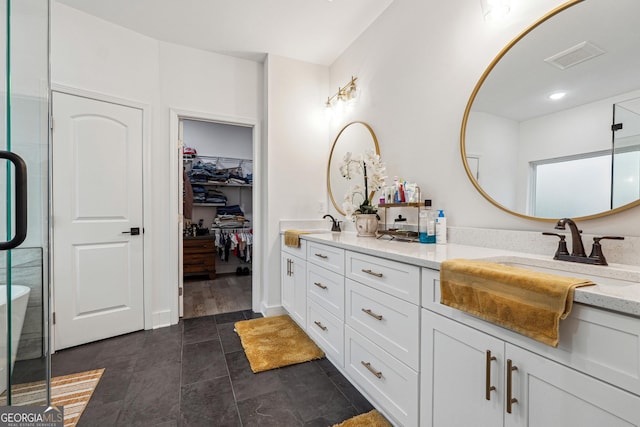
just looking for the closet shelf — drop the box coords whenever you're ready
[183,154,253,168]
[191,182,252,188]
[193,202,226,207]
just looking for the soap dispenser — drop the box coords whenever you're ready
[435,209,447,244]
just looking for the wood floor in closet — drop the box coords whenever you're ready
[183,274,251,318]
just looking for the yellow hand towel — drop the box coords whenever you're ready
[440,259,595,347]
[284,230,310,248]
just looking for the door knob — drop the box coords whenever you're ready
[122,227,141,235]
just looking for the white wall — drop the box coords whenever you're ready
[183,120,253,159]
[329,0,640,236]
[264,54,330,313]
[466,111,519,210]
[51,2,267,327]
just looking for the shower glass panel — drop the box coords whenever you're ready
[0,0,50,405]
[612,98,640,209]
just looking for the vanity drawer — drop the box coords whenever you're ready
[307,262,345,320]
[345,326,418,427]
[345,251,420,304]
[307,299,344,368]
[307,241,345,274]
[281,235,307,258]
[346,279,420,370]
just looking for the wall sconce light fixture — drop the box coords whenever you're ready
[480,0,511,21]
[325,76,359,110]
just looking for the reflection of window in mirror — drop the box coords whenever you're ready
[531,152,611,218]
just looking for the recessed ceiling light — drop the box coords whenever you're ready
[549,92,566,101]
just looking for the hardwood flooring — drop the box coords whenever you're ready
[183,274,251,318]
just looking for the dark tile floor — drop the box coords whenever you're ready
[52,310,374,426]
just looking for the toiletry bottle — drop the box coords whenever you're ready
[419,206,428,243]
[435,209,447,244]
[426,200,437,243]
[419,200,435,243]
[393,177,399,203]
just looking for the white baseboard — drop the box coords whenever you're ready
[261,302,286,317]
[152,310,173,329]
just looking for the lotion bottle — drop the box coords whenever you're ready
[435,209,447,244]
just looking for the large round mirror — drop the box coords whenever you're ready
[328,121,380,216]
[461,0,640,221]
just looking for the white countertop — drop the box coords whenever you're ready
[301,231,640,318]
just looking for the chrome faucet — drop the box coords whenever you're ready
[323,214,341,232]
[554,218,586,257]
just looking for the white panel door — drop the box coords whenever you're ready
[52,92,144,350]
[421,309,504,427]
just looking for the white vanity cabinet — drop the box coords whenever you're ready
[421,309,640,427]
[281,237,307,329]
[306,243,346,368]
[344,250,421,426]
[421,268,640,427]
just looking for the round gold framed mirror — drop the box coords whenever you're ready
[461,0,640,221]
[327,121,380,216]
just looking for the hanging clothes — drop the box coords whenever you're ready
[212,228,253,263]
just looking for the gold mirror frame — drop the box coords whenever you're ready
[460,0,640,222]
[327,121,381,216]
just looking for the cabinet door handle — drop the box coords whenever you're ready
[361,308,383,321]
[313,321,327,331]
[362,269,383,278]
[506,359,518,414]
[314,282,328,290]
[315,253,328,259]
[361,361,383,379]
[290,259,294,276]
[485,350,497,400]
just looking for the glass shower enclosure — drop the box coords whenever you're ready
[0,0,50,405]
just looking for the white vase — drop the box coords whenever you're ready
[355,214,378,237]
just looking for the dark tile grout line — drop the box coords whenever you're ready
[48,309,374,426]
[219,314,245,426]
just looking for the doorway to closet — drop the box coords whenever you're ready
[180,119,254,319]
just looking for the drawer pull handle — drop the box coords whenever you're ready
[485,350,497,400]
[361,308,383,321]
[506,359,518,414]
[361,361,382,379]
[313,321,327,331]
[362,269,383,278]
[314,282,328,290]
[315,253,328,259]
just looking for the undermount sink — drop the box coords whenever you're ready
[479,255,640,289]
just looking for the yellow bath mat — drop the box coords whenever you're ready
[234,314,324,373]
[440,259,595,346]
[333,409,392,427]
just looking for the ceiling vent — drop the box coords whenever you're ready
[544,41,605,70]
